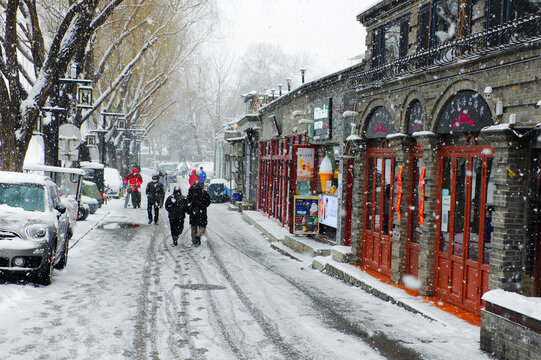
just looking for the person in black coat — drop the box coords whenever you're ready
[165,186,189,246]
[146,174,165,224]
[187,181,211,246]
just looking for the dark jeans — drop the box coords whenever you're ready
[147,200,160,222]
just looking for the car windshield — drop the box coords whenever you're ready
[160,165,175,172]
[0,183,45,212]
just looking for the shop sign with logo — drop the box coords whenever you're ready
[312,98,332,140]
[318,194,338,228]
[436,90,493,134]
[406,100,424,134]
[441,188,451,232]
[294,195,319,234]
[365,107,395,139]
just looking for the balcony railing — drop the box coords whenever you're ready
[348,14,541,89]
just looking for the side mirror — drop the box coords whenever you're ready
[56,203,67,214]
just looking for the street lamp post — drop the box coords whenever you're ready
[300,69,306,84]
[278,84,283,96]
[286,78,291,92]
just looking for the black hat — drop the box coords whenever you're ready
[152,174,159,180]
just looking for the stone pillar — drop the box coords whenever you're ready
[351,140,367,263]
[388,134,413,284]
[482,127,528,293]
[413,132,440,296]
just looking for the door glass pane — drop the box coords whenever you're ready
[440,157,452,253]
[453,157,467,257]
[366,157,374,231]
[411,156,425,244]
[374,157,382,232]
[383,158,393,235]
[468,157,482,262]
[484,158,495,264]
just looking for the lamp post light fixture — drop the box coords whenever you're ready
[278,84,283,96]
[300,68,306,84]
[286,78,291,92]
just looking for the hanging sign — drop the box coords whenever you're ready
[435,90,493,134]
[294,195,319,234]
[441,188,451,232]
[419,167,426,226]
[396,166,403,221]
[365,107,395,139]
[269,115,280,137]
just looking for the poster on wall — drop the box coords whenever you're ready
[296,147,315,181]
[294,195,319,234]
[319,194,338,228]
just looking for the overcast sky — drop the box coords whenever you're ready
[216,0,381,80]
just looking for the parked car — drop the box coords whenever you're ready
[157,162,178,183]
[0,171,71,285]
[207,178,229,203]
[81,180,103,214]
[80,162,105,198]
[104,167,123,199]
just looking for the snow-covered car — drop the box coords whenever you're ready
[0,171,71,285]
[207,178,230,203]
[104,167,123,199]
[157,162,178,183]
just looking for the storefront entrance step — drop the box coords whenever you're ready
[283,235,333,258]
[331,246,354,263]
[228,203,240,212]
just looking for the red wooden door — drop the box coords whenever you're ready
[435,145,494,314]
[534,154,541,296]
[405,147,423,277]
[363,146,396,277]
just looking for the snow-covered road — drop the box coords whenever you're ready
[0,177,489,359]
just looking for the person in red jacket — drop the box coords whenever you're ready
[188,169,199,188]
[124,167,143,208]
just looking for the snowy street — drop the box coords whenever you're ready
[0,176,489,360]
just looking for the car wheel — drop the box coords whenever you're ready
[78,205,89,221]
[36,246,54,285]
[55,235,69,270]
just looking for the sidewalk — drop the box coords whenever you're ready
[240,208,481,327]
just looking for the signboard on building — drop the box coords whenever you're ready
[407,100,424,134]
[319,194,338,228]
[365,107,395,138]
[294,195,319,234]
[436,90,493,134]
[312,98,332,140]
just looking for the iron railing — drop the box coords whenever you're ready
[348,14,541,89]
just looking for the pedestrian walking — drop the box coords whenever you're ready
[198,166,207,186]
[188,169,199,187]
[187,181,211,246]
[165,185,189,246]
[146,174,165,224]
[124,167,143,208]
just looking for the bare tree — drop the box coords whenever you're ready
[0,0,126,172]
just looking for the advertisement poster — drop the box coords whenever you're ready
[296,147,315,181]
[294,195,319,234]
[319,194,338,228]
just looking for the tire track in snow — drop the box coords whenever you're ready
[202,229,309,360]
[206,227,424,360]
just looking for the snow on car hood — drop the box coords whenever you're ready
[0,204,58,234]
